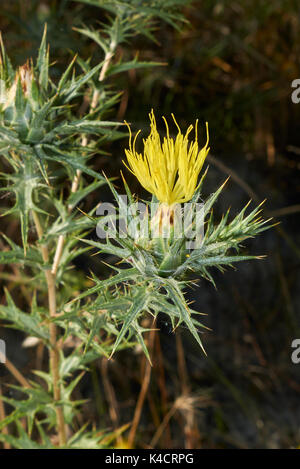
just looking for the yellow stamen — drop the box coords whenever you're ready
[123,110,210,205]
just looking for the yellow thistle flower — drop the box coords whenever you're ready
[123,110,210,205]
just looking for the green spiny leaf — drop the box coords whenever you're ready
[110,287,149,357]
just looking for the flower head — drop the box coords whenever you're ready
[1,61,34,111]
[18,61,34,97]
[123,110,210,205]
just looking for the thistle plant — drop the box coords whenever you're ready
[0,0,271,450]
[81,111,271,357]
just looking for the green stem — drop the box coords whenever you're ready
[32,211,66,447]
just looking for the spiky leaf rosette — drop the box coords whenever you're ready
[77,154,272,355]
[0,26,120,248]
[0,26,120,172]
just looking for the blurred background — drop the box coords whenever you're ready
[0,0,300,449]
